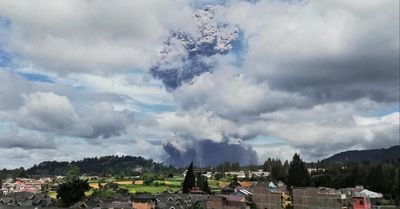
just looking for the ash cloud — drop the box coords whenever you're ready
[163,139,258,167]
[151,5,240,90]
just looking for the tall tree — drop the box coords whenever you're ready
[0,172,4,187]
[65,165,80,182]
[288,153,311,187]
[283,160,290,181]
[349,164,362,186]
[367,164,386,193]
[57,179,90,206]
[196,172,204,190]
[182,162,196,193]
[196,172,211,194]
[263,158,273,172]
[271,160,285,181]
[203,177,211,194]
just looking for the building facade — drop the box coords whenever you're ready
[293,188,347,209]
[252,183,283,209]
[207,195,248,209]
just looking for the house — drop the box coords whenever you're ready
[1,178,51,194]
[359,189,383,199]
[34,197,53,207]
[252,182,283,209]
[101,202,133,209]
[156,193,209,209]
[226,171,247,179]
[0,197,14,205]
[221,188,235,195]
[132,193,156,209]
[70,200,102,209]
[293,187,347,209]
[353,193,371,209]
[234,187,253,197]
[233,186,253,203]
[207,195,249,209]
[189,187,206,194]
[251,170,270,177]
[0,192,52,208]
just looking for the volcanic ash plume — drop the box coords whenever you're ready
[163,138,258,167]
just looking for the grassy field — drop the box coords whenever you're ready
[125,185,180,194]
[50,177,231,196]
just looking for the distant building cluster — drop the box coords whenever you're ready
[183,169,270,179]
[292,187,378,209]
[0,192,53,208]
[1,178,52,195]
[225,170,270,179]
[0,177,385,209]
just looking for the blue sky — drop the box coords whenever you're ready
[0,0,398,168]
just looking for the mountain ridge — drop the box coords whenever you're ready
[320,145,399,164]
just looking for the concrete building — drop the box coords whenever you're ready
[253,182,291,209]
[293,188,347,209]
[207,195,248,209]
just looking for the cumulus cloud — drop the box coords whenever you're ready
[0,0,195,73]
[0,70,136,140]
[15,92,134,139]
[17,92,89,136]
[222,0,399,103]
[0,129,56,150]
[173,68,310,119]
[78,101,135,139]
[259,102,400,160]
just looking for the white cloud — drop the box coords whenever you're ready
[174,68,310,119]
[14,91,135,139]
[157,110,237,142]
[0,0,196,73]
[222,0,399,102]
[261,103,399,159]
[17,91,89,136]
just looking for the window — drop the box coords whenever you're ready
[360,200,364,205]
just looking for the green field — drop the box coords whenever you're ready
[126,185,180,194]
[48,177,230,196]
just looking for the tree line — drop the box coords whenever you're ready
[215,153,399,205]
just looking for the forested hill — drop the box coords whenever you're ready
[26,155,175,176]
[321,145,400,165]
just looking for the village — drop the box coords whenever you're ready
[0,170,390,209]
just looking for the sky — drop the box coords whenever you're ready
[0,0,399,168]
